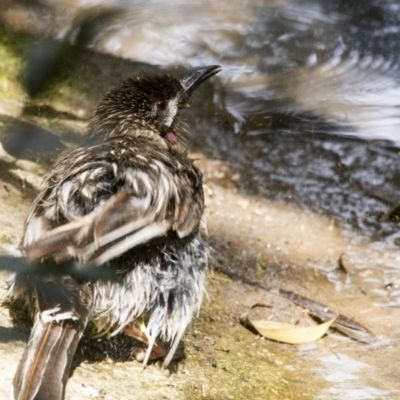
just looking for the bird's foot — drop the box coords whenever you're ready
[131,344,168,362]
[123,325,184,363]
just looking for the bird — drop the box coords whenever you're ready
[7,64,221,400]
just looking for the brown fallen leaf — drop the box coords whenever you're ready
[242,314,337,344]
[217,266,374,343]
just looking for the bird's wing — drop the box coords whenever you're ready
[23,138,204,265]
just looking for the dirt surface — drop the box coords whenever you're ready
[0,28,399,400]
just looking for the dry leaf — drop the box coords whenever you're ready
[246,316,337,344]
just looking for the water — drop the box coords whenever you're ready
[14,0,400,240]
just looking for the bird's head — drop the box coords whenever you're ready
[87,65,221,143]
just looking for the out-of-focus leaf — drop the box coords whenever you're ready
[22,7,120,98]
[23,38,65,98]
[0,256,30,274]
[0,255,120,282]
[243,315,337,344]
[68,7,121,49]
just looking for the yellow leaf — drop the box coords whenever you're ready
[248,317,337,344]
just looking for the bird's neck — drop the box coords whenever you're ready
[86,120,180,151]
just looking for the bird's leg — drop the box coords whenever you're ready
[123,324,184,362]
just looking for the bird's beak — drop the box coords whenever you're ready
[180,65,222,96]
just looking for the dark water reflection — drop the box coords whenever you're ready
[4,0,400,239]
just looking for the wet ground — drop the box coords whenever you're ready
[0,1,400,399]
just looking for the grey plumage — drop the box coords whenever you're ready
[8,65,221,400]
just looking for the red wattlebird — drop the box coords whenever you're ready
[8,65,221,400]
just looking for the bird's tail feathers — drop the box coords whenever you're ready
[12,315,84,400]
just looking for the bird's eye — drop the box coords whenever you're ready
[156,99,167,111]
